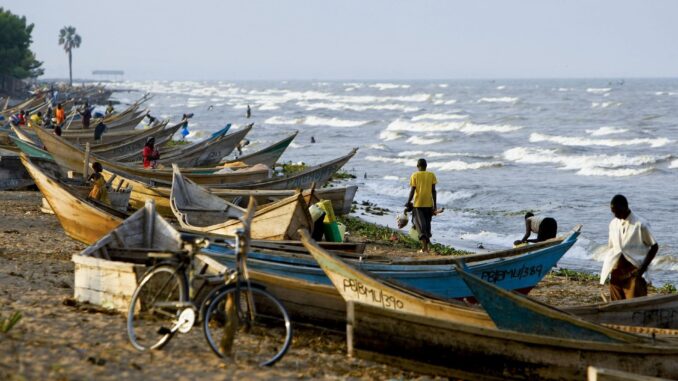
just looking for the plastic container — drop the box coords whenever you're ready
[323,221,342,242]
[317,200,336,223]
[308,204,324,222]
[409,226,419,240]
[336,222,346,241]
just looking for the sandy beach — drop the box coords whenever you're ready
[0,189,648,380]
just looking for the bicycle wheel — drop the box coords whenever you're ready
[127,264,187,351]
[203,286,292,366]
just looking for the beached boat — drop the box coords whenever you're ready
[217,131,298,169]
[21,154,127,244]
[566,293,678,330]
[30,124,271,185]
[170,165,313,240]
[300,230,678,380]
[64,108,149,133]
[134,123,252,167]
[211,147,358,190]
[0,153,34,190]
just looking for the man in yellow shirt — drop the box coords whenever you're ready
[29,111,44,127]
[406,158,437,253]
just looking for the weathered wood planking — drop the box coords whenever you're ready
[73,254,145,311]
[587,366,673,381]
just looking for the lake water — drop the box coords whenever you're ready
[107,79,678,285]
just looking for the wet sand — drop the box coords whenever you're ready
[0,190,646,380]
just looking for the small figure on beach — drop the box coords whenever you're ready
[142,137,161,169]
[87,162,109,204]
[514,212,558,245]
[79,102,93,129]
[406,158,437,253]
[600,194,659,301]
[105,101,115,116]
[311,136,316,143]
[55,103,65,126]
[145,114,157,126]
[246,104,251,119]
[180,114,190,140]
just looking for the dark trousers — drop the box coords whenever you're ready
[413,207,433,242]
[537,217,557,241]
[610,255,647,301]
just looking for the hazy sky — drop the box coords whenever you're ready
[4,0,678,80]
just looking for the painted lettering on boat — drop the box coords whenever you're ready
[632,308,678,327]
[342,278,404,310]
[480,264,544,283]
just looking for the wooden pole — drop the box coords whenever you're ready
[83,143,90,181]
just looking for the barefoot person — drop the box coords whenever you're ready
[514,212,558,245]
[600,194,659,301]
[142,137,160,169]
[406,158,437,253]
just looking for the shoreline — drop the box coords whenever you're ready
[0,190,674,380]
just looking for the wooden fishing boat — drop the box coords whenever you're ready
[139,123,252,167]
[210,147,358,190]
[170,165,313,240]
[65,105,147,131]
[299,230,678,380]
[31,124,271,185]
[217,131,298,169]
[60,116,160,145]
[89,119,175,158]
[114,124,232,162]
[21,154,127,244]
[73,200,183,309]
[587,366,672,381]
[0,154,33,190]
[565,293,678,330]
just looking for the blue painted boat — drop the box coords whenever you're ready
[457,263,642,343]
[203,226,581,300]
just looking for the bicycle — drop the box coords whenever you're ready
[126,199,293,366]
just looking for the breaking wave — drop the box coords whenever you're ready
[265,115,371,127]
[406,136,444,145]
[478,97,519,104]
[586,88,611,94]
[386,119,522,135]
[585,126,628,136]
[530,132,671,148]
[411,113,468,121]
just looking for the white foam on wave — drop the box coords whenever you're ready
[265,116,301,125]
[296,101,419,113]
[369,83,411,90]
[496,85,506,90]
[382,175,401,181]
[530,132,671,148]
[258,103,280,111]
[397,151,495,160]
[585,126,628,136]
[460,231,514,247]
[406,136,444,145]
[592,101,622,109]
[368,143,387,150]
[437,190,475,204]
[504,147,667,177]
[412,113,467,121]
[366,155,501,171]
[265,115,370,127]
[438,84,449,88]
[587,88,611,94]
[669,159,678,169]
[386,119,522,135]
[379,130,402,141]
[478,97,519,104]
[303,116,371,127]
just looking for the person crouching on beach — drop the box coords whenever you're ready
[142,137,160,169]
[600,194,659,301]
[514,212,558,245]
[406,158,437,253]
[87,162,109,204]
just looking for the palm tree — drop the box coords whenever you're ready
[58,26,82,86]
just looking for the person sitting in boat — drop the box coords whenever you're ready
[514,212,558,245]
[87,162,109,204]
[600,194,659,301]
[29,111,43,127]
[405,158,438,253]
[105,101,115,116]
[142,137,160,169]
